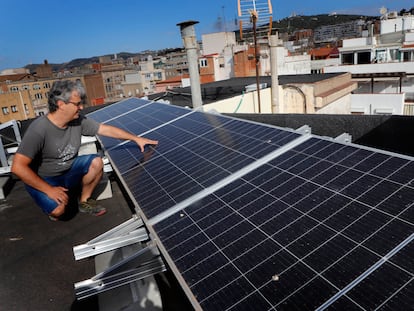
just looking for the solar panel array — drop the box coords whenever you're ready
[88,98,414,311]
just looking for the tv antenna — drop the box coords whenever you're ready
[237,0,273,112]
[237,0,273,41]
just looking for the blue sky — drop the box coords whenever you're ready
[0,0,412,71]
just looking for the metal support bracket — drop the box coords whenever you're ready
[296,125,311,135]
[0,120,21,170]
[74,244,166,300]
[73,214,148,260]
[335,133,352,144]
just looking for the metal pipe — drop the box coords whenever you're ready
[269,33,282,113]
[177,20,203,110]
[251,12,261,113]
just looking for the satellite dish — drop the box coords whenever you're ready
[380,6,387,15]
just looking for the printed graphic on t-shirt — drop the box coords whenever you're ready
[57,144,76,166]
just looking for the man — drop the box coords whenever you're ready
[11,80,158,220]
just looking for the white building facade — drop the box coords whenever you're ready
[324,13,414,115]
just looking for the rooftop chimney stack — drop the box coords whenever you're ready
[269,33,282,113]
[177,20,203,110]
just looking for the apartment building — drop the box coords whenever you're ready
[137,55,166,94]
[0,90,34,123]
[83,73,106,105]
[199,31,312,81]
[314,19,366,43]
[101,64,135,102]
[163,50,189,79]
[324,12,414,115]
[0,76,72,118]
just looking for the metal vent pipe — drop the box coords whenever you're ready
[177,20,203,110]
[269,33,282,113]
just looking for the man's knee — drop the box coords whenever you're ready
[89,156,104,173]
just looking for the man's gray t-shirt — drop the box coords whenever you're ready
[17,115,100,177]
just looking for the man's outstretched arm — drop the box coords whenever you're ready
[97,124,158,152]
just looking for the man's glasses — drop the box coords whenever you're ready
[66,101,83,107]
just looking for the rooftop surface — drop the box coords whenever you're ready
[0,175,134,310]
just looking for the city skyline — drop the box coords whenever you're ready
[0,0,411,71]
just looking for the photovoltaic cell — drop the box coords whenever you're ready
[88,99,414,310]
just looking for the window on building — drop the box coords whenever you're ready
[389,49,399,61]
[342,53,354,65]
[145,73,152,80]
[219,57,225,68]
[10,86,19,92]
[34,93,43,99]
[154,72,162,80]
[43,82,51,89]
[11,105,18,113]
[24,104,29,113]
[357,51,370,64]
[33,84,41,90]
[200,59,208,67]
[2,107,9,115]
[22,85,30,90]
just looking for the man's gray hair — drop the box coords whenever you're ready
[48,79,86,112]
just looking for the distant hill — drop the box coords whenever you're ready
[25,48,184,72]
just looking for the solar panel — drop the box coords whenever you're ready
[152,138,414,310]
[86,97,150,123]
[95,99,192,149]
[92,100,303,220]
[88,98,414,310]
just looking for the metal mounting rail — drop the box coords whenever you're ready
[73,214,148,260]
[74,244,166,300]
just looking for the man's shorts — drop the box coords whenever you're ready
[25,154,100,214]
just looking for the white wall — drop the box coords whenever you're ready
[311,58,341,71]
[203,86,351,115]
[202,32,236,55]
[324,61,414,74]
[317,94,351,114]
[125,73,142,83]
[351,93,405,115]
[342,37,376,48]
[381,15,414,34]
[204,88,272,114]
[260,46,311,75]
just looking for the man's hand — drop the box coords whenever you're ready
[12,153,69,206]
[46,186,69,206]
[134,137,158,153]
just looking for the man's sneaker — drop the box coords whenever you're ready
[79,198,107,216]
[48,215,59,221]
